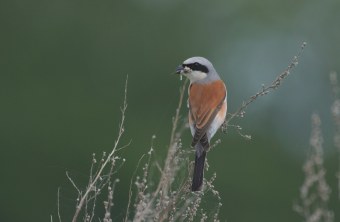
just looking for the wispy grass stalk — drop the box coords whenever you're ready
[293,114,334,222]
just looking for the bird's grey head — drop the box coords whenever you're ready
[176,57,220,83]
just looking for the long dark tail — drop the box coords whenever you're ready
[191,149,206,191]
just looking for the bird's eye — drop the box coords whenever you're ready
[194,62,199,66]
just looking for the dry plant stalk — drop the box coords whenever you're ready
[293,114,334,222]
[69,76,129,222]
[222,42,307,138]
[329,71,340,200]
[126,79,222,222]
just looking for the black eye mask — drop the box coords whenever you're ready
[183,62,209,73]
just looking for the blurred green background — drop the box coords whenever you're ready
[1,0,340,221]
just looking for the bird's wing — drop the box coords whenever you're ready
[189,80,226,147]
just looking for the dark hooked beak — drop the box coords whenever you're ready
[175,65,184,74]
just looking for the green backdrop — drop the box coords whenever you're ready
[1,0,340,221]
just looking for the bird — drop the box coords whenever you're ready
[176,57,227,191]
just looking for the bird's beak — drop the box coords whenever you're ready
[175,65,184,74]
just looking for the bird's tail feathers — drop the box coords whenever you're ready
[191,143,206,191]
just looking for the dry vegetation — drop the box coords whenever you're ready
[292,71,340,222]
[51,42,340,222]
[293,113,334,222]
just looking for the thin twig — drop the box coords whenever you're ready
[89,189,98,222]
[124,154,146,222]
[66,171,81,195]
[153,79,188,198]
[57,187,62,222]
[222,42,307,134]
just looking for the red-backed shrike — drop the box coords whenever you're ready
[176,57,227,191]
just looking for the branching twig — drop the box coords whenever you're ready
[222,42,307,136]
[71,76,129,222]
